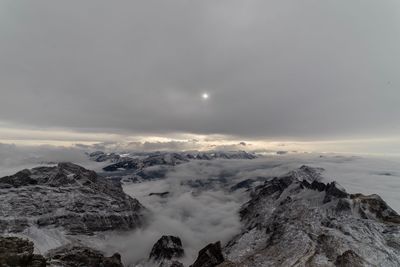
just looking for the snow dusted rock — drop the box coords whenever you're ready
[103,159,140,172]
[149,235,184,267]
[190,241,224,267]
[0,236,124,267]
[0,163,146,235]
[47,245,124,267]
[100,151,257,173]
[223,166,400,267]
[88,151,122,163]
[188,151,257,160]
[102,153,188,172]
[0,236,46,267]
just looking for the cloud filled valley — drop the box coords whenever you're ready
[1,147,400,266]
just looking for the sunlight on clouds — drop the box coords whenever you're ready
[1,124,400,155]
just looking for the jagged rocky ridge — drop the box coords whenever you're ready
[91,151,257,172]
[0,162,146,235]
[220,165,400,266]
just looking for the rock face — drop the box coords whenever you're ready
[149,236,184,262]
[222,166,400,266]
[0,236,46,267]
[190,241,224,267]
[47,245,124,267]
[0,163,146,235]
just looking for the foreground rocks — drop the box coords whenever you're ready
[221,166,400,266]
[0,163,146,235]
[0,236,124,267]
[0,236,46,267]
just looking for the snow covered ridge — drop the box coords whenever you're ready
[221,166,400,267]
[88,151,257,172]
[0,162,146,235]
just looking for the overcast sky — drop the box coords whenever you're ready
[1,0,400,149]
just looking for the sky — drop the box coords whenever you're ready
[1,0,400,154]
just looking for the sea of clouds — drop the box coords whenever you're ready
[1,144,399,266]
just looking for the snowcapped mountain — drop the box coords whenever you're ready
[93,151,257,173]
[0,162,146,237]
[220,166,400,266]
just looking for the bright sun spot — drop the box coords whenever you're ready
[202,93,209,100]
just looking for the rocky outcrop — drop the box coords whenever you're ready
[0,236,124,267]
[334,250,368,267]
[47,245,124,267]
[0,236,46,267]
[0,163,146,235]
[350,193,400,223]
[149,236,184,267]
[223,166,400,267]
[190,241,224,267]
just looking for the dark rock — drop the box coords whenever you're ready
[230,179,254,191]
[323,182,349,203]
[0,236,46,267]
[336,199,351,213]
[257,176,293,198]
[350,193,400,223]
[149,192,170,198]
[149,236,184,262]
[190,241,224,267]
[0,169,37,187]
[326,182,348,198]
[301,179,327,191]
[335,250,366,267]
[310,180,326,191]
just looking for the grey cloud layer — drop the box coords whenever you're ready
[1,0,399,139]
